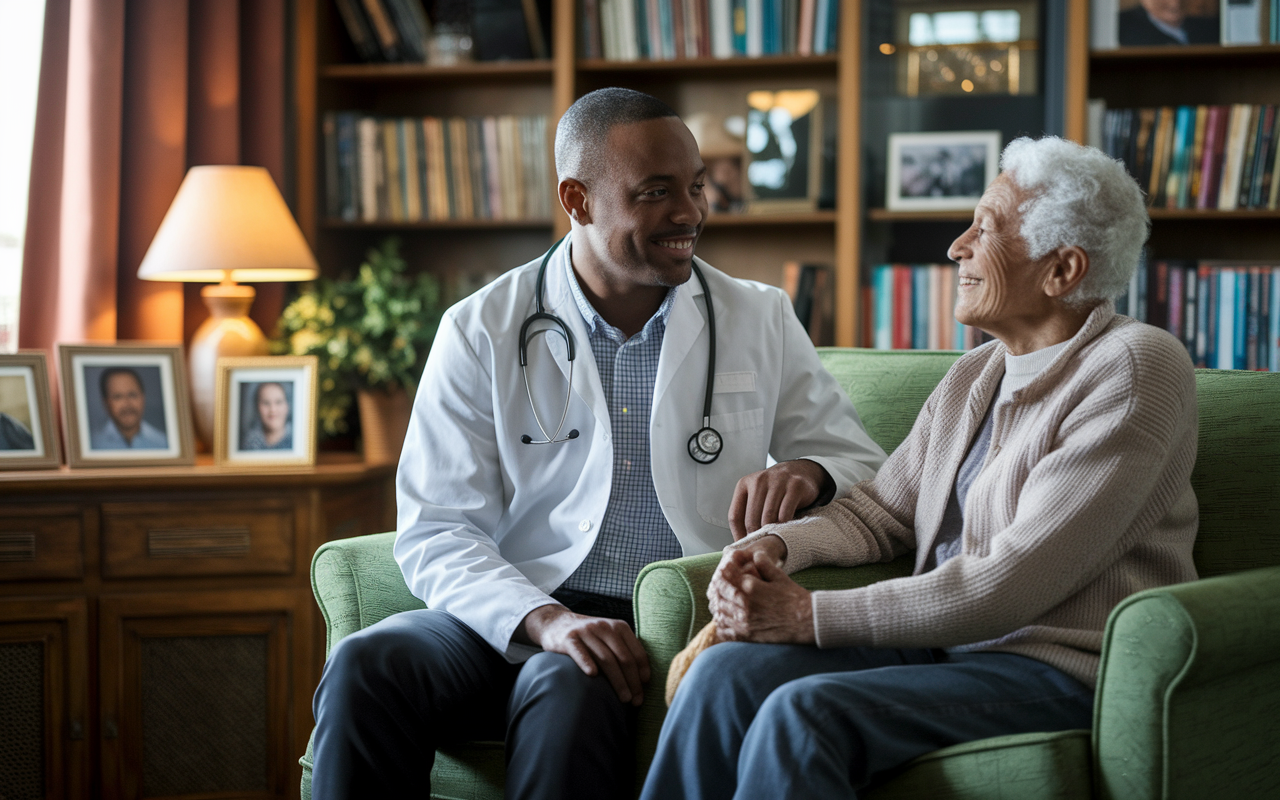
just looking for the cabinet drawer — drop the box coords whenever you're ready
[101,498,295,578]
[0,509,84,581]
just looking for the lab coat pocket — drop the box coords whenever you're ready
[696,407,766,528]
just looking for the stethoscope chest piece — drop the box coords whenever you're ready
[687,424,723,464]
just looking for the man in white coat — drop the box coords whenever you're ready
[310,88,886,799]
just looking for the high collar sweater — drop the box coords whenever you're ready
[738,303,1199,688]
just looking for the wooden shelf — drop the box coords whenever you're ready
[321,60,555,82]
[1091,44,1280,62]
[704,210,837,227]
[866,209,975,222]
[1147,208,1280,220]
[322,218,555,230]
[576,54,839,77]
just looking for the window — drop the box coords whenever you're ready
[0,1,47,352]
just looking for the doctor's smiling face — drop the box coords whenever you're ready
[562,116,708,304]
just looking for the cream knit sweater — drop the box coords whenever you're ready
[738,304,1199,688]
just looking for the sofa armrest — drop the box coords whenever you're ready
[1093,564,1280,800]
[311,531,425,657]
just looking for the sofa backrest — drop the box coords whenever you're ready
[816,349,1280,579]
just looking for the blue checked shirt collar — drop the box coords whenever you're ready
[563,245,678,343]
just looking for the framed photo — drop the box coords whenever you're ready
[0,352,60,470]
[744,89,826,213]
[57,344,195,468]
[214,356,318,468]
[887,131,1001,211]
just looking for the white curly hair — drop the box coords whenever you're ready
[1000,136,1149,307]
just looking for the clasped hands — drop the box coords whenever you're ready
[518,459,829,704]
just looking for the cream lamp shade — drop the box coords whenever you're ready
[138,165,318,451]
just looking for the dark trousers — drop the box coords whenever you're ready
[311,594,636,800]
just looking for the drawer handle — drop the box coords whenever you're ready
[148,527,251,558]
[0,532,36,562]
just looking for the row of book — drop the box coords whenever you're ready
[862,265,991,352]
[323,112,554,223]
[1117,260,1280,371]
[336,0,552,63]
[781,262,834,346]
[581,0,840,61]
[1099,104,1279,211]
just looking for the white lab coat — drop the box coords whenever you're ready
[395,239,887,661]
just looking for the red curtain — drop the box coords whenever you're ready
[19,0,290,352]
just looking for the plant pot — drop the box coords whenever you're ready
[357,388,413,466]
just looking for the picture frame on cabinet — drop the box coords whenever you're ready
[57,343,195,468]
[886,130,1001,211]
[214,356,318,468]
[0,352,60,470]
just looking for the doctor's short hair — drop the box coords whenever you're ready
[555,88,680,185]
[999,136,1149,308]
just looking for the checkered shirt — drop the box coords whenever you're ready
[558,259,684,599]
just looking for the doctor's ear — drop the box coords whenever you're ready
[559,179,591,225]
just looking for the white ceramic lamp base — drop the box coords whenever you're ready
[189,284,268,449]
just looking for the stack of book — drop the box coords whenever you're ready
[1100,104,1279,210]
[863,265,990,352]
[580,0,840,60]
[323,112,553,223]
[1117,259,1280,370]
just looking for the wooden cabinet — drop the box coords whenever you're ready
[0,457,394,800]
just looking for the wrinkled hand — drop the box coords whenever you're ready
[518,605,651,706]
[729,459,833,541]
[709,546,814,644]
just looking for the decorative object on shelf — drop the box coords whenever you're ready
[137,166,319,451]
[886,130,1000,211]
[324,112,551,223]
[213,356,319,468]
[0,352,60,470]
[427,21,475,63]
[273,238,444,454]
[744,89,826,213]
[1094,0,1221,48]
[886,1,1038,96]
[56,344,196,469]
[356,387,415,464]
[686,112,746,214]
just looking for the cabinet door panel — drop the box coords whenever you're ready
[0,598,91,800]
[0,506,85,581]
[99,590,308,800]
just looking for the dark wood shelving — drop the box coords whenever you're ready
[866,209,974,222]
[1147,208,1280,220]
[576,53,839,77]
[704,210,837,227]
[321,60,555,82]
[1091,44,1280,61]
[322,218,555,230]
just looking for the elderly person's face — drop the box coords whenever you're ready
[1140,0,1185,27]
[948,174,1056,337]
[256,383,289,435]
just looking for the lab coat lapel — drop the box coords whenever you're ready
[540,239,611,433]
[653,260,708,414]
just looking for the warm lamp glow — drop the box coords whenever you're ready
[138,165,318,283]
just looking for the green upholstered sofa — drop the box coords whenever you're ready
[300,349,1280,800]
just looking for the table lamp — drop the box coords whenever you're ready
[138,165,318,448]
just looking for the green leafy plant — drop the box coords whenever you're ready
[272,238,444,435]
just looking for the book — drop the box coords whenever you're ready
[1197,105,1229,208]
[357,117,381,221]
[334,0,383,61]
[383,0,430,61]
[401,119,422,221]
[1219,104,1251,211]
[360,0,404,61]
[324,113,341,220]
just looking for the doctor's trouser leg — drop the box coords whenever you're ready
[311,609,635,800]
[641,642,1094,800]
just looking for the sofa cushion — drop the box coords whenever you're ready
[865,730,1092,800]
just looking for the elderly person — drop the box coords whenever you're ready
[641,136,1198,799]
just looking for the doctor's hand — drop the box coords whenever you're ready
[729,458,833,540]
[709,547,814,644]
[517,605,651,706]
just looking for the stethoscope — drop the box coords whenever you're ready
[518,237,724,465]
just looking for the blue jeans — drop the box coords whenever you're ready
[640,642,1094,800]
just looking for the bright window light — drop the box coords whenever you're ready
[908,10,1022,46]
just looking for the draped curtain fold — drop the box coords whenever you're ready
[19,0,290,354]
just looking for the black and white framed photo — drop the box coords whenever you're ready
[0,352,60,470]
[57,343,195,468]
[214,356,318,468]
[744,89,827,213]
[887,131,1001,211]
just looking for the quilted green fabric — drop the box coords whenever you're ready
[300,351,1280,800]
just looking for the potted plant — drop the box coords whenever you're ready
[273,238,444,463]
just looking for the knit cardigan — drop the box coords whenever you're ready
[737,303,1199,688]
